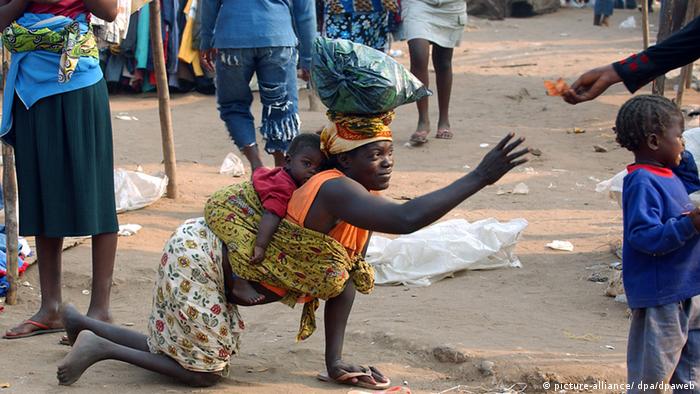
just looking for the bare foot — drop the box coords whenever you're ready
[231,278,266,306]
[327,360,390,388]
[61,303,87,346]
[85,310,113,324]
[437,121,451,135]
[57,330,109,385]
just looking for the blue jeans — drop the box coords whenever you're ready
[595,0,614,16]
[627,295,700,393]
[215,47,300,154]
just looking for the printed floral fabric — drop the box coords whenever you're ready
[204,181,374,341]
[326,0,398,13]
[2,20,98,82]
[324,11,389,51]
[146,218,245,375]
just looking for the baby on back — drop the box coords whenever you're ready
[231,133,326,305]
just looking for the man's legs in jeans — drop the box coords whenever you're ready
[255,46,300,165]
[215,48,263,170]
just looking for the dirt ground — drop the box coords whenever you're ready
[1,7,699,393]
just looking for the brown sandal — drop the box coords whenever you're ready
[435,128,453,139]
[409,130,429,146]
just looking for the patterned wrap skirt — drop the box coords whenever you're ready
[146,218,245,375]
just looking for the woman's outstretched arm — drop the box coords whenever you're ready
[320,133,529,234]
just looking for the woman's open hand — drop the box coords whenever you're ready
[472,133,529,186]
[687,208,700,231]
[200,48,218,73]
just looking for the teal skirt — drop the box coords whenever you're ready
[10,79,118,237]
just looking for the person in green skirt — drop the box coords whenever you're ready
[0,0,119,339]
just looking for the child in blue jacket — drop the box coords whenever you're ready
[618,95,700,391]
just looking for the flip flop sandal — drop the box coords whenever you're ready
[348,386,412,394]
[3,319,65,339]
[409,130,429,146]
[435,128,453,140]
[317,368,391,390]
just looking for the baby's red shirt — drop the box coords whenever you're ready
[252,167,297,218]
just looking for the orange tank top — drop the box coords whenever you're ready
[286,169,370,257]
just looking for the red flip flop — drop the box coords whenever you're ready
[3,319,65,339]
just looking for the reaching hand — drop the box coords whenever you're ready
[562,64,623,104]
[297,68,310,82]
[250,246,266,264]
[687,208,700,231]
[200,48,218,73]
[472,133,529,186]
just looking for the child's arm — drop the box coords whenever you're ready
[250,211,282,264]
[83,0,117,22]
[625,184,699,255]
[0,0,28,30]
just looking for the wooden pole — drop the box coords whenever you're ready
[652,0,689,95]
[149,0,178,199]
[1,46,19,305]
[686,64,694,89]
[674,0,696,106]
[2,143,19,305]
[641,0,650,48]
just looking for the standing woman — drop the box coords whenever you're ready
[400,0,467,145]
[323,0,398,52]
[0,0,119,338]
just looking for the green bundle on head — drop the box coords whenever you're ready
[311,37,431,114]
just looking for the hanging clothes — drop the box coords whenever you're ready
[177,0,203,76]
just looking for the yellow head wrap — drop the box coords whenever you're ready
[320,111,394,156]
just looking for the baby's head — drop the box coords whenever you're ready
[615,94,685,168]
[285,133,326,186]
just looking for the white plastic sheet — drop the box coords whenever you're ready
[596,127,700,207]
[619,16,636,29]
[595,169,626,208]
[366,218,528,287]
[219,152,245,177]
[118,224,143,236]
[683,127,700,168]
[114,169,168,213]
